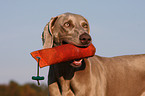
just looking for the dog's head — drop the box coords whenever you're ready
[42,13,92,67]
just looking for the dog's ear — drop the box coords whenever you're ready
[41,16,58,48]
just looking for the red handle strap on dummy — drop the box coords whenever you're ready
[30,44,96,68]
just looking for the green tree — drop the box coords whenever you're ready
[0,80,48,96]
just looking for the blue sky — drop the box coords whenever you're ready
[0,0,145,85]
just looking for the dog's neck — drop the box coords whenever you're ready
[53,59,86,80]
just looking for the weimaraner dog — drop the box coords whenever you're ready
[41,13,145,96]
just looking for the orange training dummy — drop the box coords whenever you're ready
[30,44,96,68]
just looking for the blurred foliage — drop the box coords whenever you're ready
[0,80,48,96]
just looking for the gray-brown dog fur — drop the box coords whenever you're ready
[42,13,145,96]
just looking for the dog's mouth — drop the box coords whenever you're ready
[71,59,83,67]
[61,41,68,45]
[61,40,90,48]
[61,40,84,67]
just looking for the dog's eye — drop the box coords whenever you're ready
[64,22,70,27]
[82,23,88,28]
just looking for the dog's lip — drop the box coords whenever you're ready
[61,40,91,48]
[75,44,91,48]
[61,40,69,45]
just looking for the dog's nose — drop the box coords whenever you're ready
[79,33,92,45]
